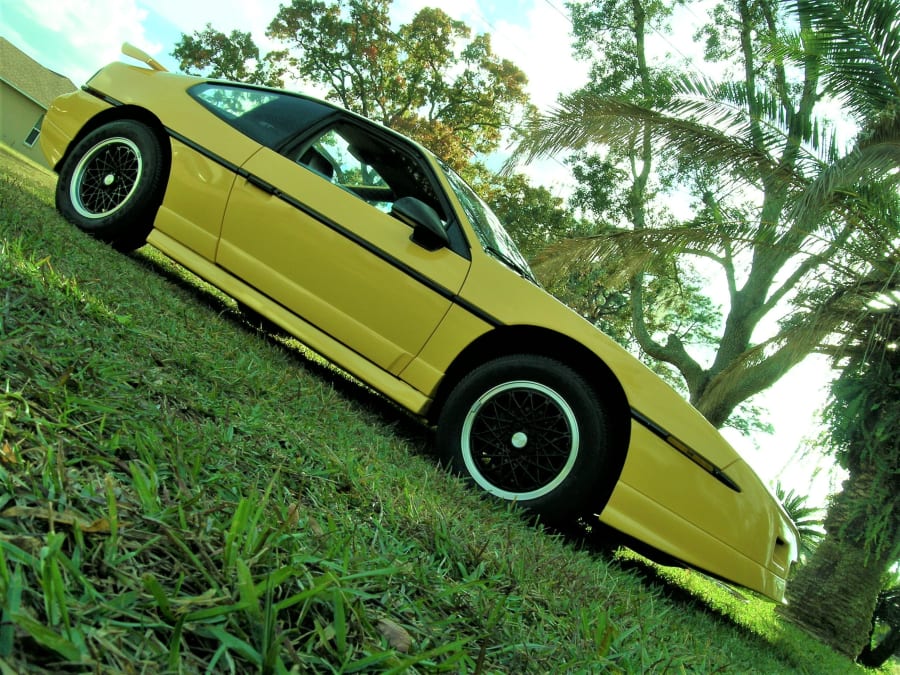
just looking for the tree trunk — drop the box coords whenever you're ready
[857,624,900,668]
[857,586,900,667]
[779,468,895,659]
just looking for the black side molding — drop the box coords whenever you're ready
[630,409,742,492]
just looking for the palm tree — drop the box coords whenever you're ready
[774,0,899,659]
[773,481,824,562]
[512,0,899,658]
[513,0,898,426]
[784,297,899,659]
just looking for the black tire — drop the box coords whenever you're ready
[56,120,165,251]
[436,355,613,525]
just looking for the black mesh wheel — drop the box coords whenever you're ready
[56,120,165,251]
[437,355,613,524]
[461,379,579,498]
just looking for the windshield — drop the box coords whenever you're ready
[439,160,536,283]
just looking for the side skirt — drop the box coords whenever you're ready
[145,228,433,416]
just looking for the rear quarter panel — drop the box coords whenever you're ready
[85,64,260,164]
[77,64,264,259]
[40,90,112,169]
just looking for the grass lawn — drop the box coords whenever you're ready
[0,145,876,672]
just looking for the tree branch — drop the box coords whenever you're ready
[762,221,854,314]
[630,275,707,395]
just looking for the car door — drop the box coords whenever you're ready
[215,119,471,375]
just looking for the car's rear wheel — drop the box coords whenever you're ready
[56,120,165,251]
[437,355,613,525]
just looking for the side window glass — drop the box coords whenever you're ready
[297,123,447,221]
[300,128,393,211]
[190,83,333,149]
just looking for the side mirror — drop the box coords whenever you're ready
[391,197,450,251]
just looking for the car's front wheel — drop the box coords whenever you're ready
[56,120,165,251]
[437,355,614,524]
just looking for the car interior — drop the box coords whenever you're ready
[295,122,447,222]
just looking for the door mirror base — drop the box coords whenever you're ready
[391,197,450,251]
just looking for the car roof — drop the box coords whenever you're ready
[183,72,439,162]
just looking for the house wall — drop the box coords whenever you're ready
[0,82,49,166]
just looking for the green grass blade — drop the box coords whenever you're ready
[10,613,81,663]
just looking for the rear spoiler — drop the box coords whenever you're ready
[122,42,168,72]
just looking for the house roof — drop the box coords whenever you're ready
[0,37,77,108]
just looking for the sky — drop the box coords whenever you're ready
[2,0,844,507]
[2,0,591,110]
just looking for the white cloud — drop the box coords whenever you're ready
[489,2,588,111]
[141,0,278,34]
[13,0,162,84]
[141,0,285,52]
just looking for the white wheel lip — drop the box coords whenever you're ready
[460,379,580,501]
[69,136,143,219]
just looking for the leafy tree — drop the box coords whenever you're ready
[509,0,786,433]
[173,1,531,172]
[783,295,899,659]
[264,0,532,172]
[515,1,726,408]
[552,149,755,404]
[474,172,581,261]
[513,0,892,429]
[172,25,288,87]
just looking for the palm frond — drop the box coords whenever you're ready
[793,0,900,122]
[511,79,836,193]
[775,481,825,526]
[532,230,665,290]
[665,76,844,178]
[670,76,840,162]
[789,138,900,229]
[774,481,825,558]
[530,221,764,290]
[513,94,745,175]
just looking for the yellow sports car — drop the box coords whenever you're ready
[40,44,798,601]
